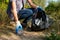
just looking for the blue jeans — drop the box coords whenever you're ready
[18,7,45,23]
[18,8,37,23]
[7,7,45,23]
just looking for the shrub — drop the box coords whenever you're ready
[0,3,10,24]
[45,29,60,40]
[45,1,60,20]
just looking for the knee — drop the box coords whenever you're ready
[27,9,33,15]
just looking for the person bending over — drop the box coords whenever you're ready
[7,0,44,33]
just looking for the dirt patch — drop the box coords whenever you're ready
[0,25,46,40]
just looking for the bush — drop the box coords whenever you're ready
[45,29,60,40]
[0,3,10,24]
[45,1,60,20]
[45,2,60,40]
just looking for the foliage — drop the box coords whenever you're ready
[45,1,60,20]
[45,29,60,40]
[0,3,9,24]
[45,1,60,12]
[0,0,9,3]
[44,1,60,40]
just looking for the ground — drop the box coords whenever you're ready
[0,30,45,40]
[0,20,60,40]
[0,23,51,40]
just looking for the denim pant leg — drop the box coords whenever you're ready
[18,9,33,23]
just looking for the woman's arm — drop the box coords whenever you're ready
[11,1,18,22]
[27,0,37,8]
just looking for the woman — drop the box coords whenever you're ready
[7,0,43,34]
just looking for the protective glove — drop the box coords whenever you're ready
[15,21,23,34]
[36,6,43,9]
[36,6,45,14]
[36,6,39,8]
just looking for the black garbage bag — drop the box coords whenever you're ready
[31,8,53,31]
